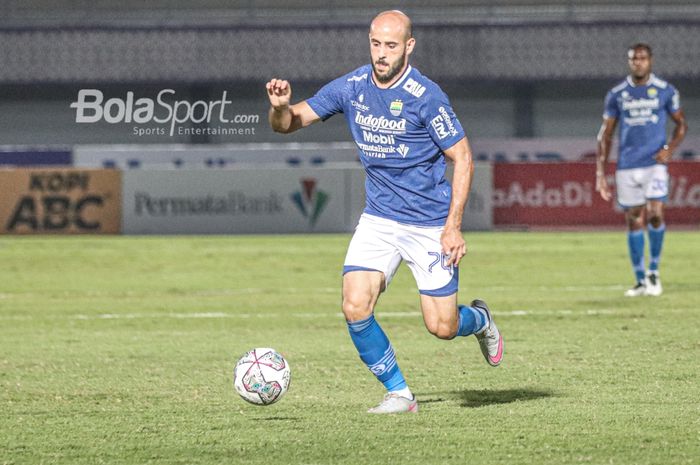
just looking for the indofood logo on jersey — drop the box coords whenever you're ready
[621,97,659,111]
[291,178,328,227]
[620,91,660,126]
[354,112,406,133]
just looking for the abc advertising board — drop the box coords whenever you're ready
[0,169,121,234]
[493,162,700,226]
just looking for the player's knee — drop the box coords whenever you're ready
[648,214,663,228]
[434,325,458,340]
[626,215,644,230]
[341,295,373,322]
[426,320,457,340]
[625,206,644,228]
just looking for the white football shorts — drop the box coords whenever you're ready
[343,213,458,297]
[616,164,669,208]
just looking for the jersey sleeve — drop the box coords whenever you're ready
[666,85,681,114]
[306,75,348,121]
[603,90,619,119]
[421,89,465,151]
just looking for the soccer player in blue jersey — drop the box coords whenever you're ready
[266,10,503,413]
[596,43,687,297]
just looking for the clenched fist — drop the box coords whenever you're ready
[266,79,292,110]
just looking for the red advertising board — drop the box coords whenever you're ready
[494,162,700,226]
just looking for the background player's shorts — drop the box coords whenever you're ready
[616,164,669,208]
[343,214,458,297]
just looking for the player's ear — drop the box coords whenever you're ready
[406,37,416,55]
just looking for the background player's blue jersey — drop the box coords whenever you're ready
[306,64,465,226]
[603,74,680,170]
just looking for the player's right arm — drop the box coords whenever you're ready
[266,78,321,133]
[596,116,617,202]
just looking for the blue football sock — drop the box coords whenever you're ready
[456,305,488,337]
[627,230,646,283]
[647,223,666,272]
[347,315,406,392]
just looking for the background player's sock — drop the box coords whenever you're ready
[627,229,646,283]
[455,304,488,337]
[347,315,407,392]
[648,223,666,272]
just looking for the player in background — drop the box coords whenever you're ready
[266,10,503,414]
[596,43,687,297]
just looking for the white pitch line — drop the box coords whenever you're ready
[0,307,635,322]
[60,308,621,321]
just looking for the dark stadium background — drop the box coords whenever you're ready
[1,0,698,232]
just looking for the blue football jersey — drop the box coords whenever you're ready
[603,74,681,170]
[306,64,465,226]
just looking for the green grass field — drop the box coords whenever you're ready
[1,232,699,465]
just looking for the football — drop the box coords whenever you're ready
[233,348,291,405]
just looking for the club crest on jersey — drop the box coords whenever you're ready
[389,100,403,116]
[647,87,658,98]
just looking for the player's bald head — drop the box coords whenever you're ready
[370,10,412,41]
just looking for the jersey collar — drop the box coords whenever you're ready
[626,73,655,87]
[370,64,413,89]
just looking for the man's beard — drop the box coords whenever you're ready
[372,52,407,84]
[632,70,650,81]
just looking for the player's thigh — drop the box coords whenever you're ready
[643,164,669,202]
[419,293,459,338]
[342,270,385,322]
[396,223,458,297]
[343,214,402,289]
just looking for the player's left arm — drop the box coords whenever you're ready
[656,109,688,163]
[441,136,473,267]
